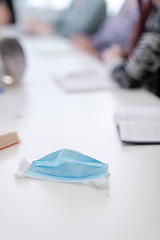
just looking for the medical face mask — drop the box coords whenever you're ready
[14,149,109,188]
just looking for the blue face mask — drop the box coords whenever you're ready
[14,149,109,188]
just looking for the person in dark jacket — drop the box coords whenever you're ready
[71,0,153,58]
[109,0,160,97]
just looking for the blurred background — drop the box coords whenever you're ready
[13,0,126,24]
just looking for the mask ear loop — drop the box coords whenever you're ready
[14,158,30,178]
[93,173,110,189]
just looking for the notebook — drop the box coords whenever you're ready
[115,107,160,143]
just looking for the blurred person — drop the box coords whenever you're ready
[25,0,106,37]
[105,0,160,97]
[0,0,15,24]
[71,0,153,58]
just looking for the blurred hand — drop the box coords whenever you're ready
[71,33,91,49]
[70,33,99,58]
[102,45,124,64]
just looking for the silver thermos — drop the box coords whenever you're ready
[0,38,25,87]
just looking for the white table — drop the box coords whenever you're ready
[0,33,160,240]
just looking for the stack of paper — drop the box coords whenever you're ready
[115,107,160,143]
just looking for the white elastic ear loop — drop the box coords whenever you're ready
[93,174,110,189]
[14,158,30,178]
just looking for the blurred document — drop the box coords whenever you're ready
[115,107,160,143]
[119,122,160,143]
[115,107,160,124]
[51,51,118,91]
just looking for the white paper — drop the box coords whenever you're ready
[51,50,118,91]
[115,107,160,143]
[56,73,117,91]
[119,122,160,143]
[116,107,160,124]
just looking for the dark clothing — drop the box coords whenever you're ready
[112,1,160,97]
[90,0,153,57]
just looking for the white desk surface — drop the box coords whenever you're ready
[0,33,160,240]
